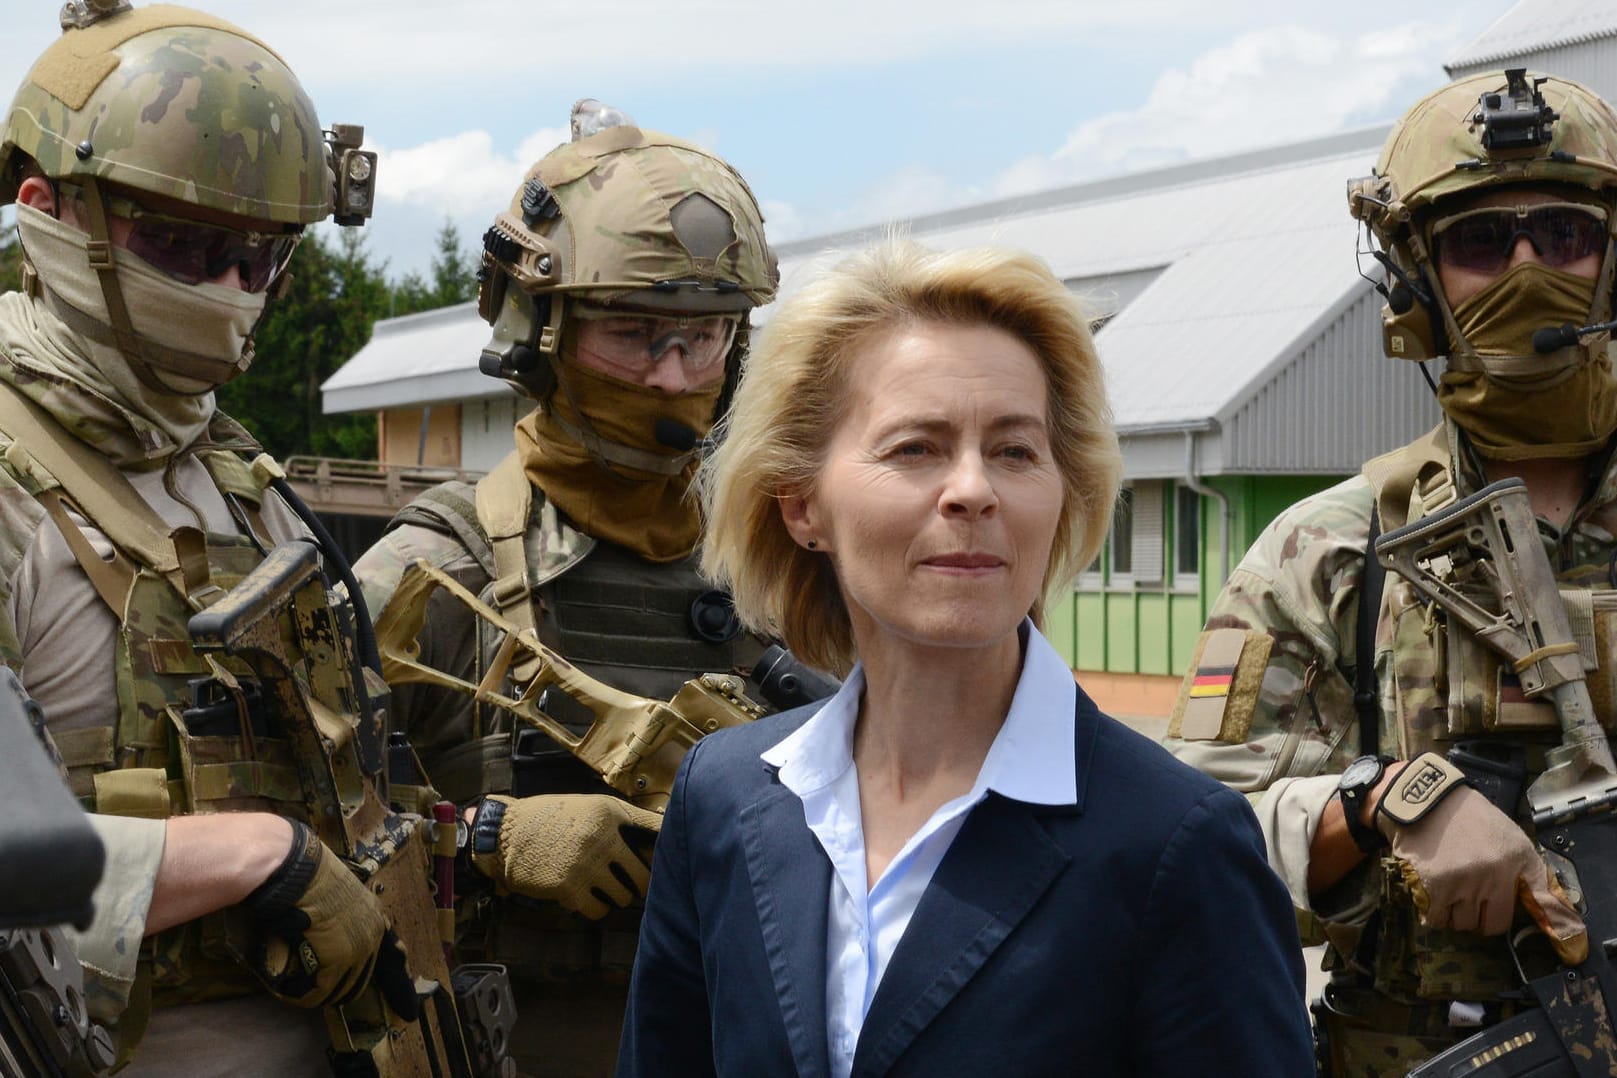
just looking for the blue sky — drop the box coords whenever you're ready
[3,0,1515,280]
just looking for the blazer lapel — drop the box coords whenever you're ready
[851,688,1098,1078]
[739,774,832,1078]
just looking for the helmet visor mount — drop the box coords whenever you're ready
[1431,201,1608,275]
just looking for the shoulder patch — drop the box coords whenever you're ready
[1169,627,1273,742]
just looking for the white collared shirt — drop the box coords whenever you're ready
[760,621,1077,1078]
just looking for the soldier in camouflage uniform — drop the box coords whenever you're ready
[1164,70,1617,1074]
[353,101,779,1076]
[0,3,411,1073]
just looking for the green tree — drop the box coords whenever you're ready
[390,217,477,316]
[219,228,385,459]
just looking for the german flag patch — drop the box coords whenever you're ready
[1169,627,1272,743]
[1189,668,1235,698]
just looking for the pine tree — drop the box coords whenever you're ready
[218,228,384,459]
[390,218,477,316]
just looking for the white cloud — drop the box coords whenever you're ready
[373,126,568,210]
[1023,21,1468,188]
[760,18,1474,244]
[371,16,1476,257]
[0,1,1483,95]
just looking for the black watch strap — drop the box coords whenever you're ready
[1339,756,1392,854]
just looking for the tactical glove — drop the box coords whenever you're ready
[1376,756,1588,965]
[244,819,418,1016]
[469,793,662,920]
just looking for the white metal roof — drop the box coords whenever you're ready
[1446,0,1617,70]
[771,128,1387,436]
[323,128,1419,475]
[322,301,495,414]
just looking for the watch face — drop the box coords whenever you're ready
[1341,756,1383,790]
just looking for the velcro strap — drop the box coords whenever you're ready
[1169,628,1272,742]
[189,761,305,805]
[52,725,115,770]
[489,572,530,612]
[93,767,172,819]
[425,733,513,804]
[1376,751,1468,827]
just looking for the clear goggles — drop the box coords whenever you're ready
[570,303,739,374]
[1431,201,1608,274]
[62,182,301,293]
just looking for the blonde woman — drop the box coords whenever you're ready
[618,240,1312,1077]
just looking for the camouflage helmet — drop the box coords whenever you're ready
[478,100,778,399]
[1,2,334,225]
[1353,70,1617,245]
[1348,70,1617,360]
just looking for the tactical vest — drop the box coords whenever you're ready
[1322,425,1617,1072]
[0,385,310,1034]
[389,451,766,804]
[387,451,766,982]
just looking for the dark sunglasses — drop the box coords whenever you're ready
[64,183,302,293]
[1432,202,1608,274]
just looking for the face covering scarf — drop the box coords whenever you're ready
[16,203,266,395]
[513,346,722,563]
[1439,261,1617,460]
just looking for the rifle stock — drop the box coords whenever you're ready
[374,559,767,812]
[1378,478,1617,1077]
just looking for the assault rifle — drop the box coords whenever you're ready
[188,541,513,1077]
[1376,478,1617,1077]
[374,559,771,812]
[0,668,114,1078]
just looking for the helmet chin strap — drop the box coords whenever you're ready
[75,178,172,393]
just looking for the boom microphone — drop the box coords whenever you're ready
[653,417,714,456]
[1533,317,1617,354]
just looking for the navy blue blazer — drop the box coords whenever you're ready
[618,684,1314,1077]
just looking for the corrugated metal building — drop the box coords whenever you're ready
[770,129,1435,482]
[1447,0,1617,92]
[318,0,1609,714]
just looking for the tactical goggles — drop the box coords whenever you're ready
[1431,202,1609,274]
[571,304,739,375]
[61,183,302,293]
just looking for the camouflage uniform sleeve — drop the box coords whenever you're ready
[63,813,166,1024]
[353,521,491,769]
[1163,475,1376,920]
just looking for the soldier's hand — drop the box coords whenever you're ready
[243,820,419,1015]
[470,793,662,920]
[1377,770,1587,965]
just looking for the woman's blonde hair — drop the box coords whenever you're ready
[699,238,1122,675]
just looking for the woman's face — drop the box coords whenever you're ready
[782,320,1065,655]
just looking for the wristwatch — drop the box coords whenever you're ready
[1338,755,1394,854]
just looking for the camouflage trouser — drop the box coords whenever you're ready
[1311,982,1514,1077]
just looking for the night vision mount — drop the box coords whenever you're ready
[1474,68,1558,152]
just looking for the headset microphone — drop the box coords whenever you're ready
[653,418,713,456]
[1532,318,1617,354]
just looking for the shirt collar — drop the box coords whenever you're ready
[761,620,1077,806]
